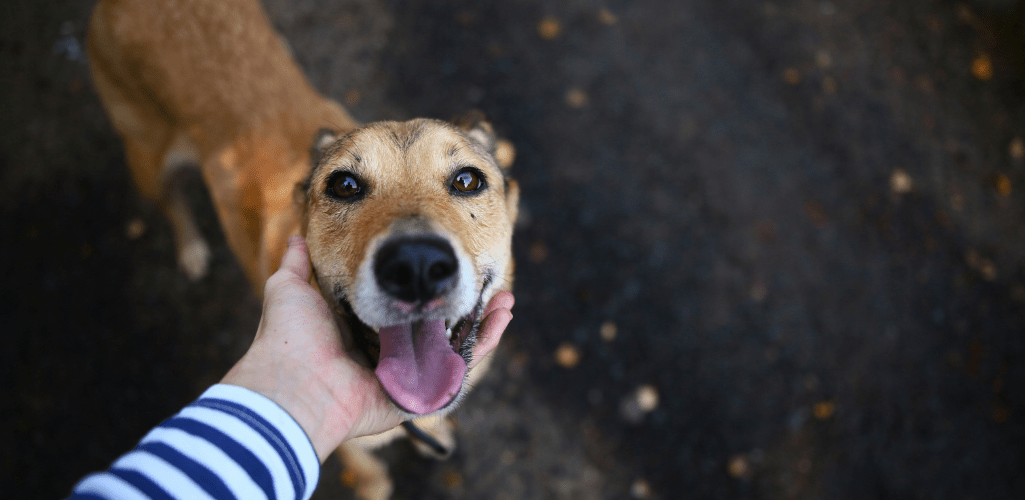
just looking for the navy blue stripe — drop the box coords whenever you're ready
[138,442,237,500]
[109,467,174,500]
[193,397,305,499]
[161,416,277,500]
[67,492,106,500]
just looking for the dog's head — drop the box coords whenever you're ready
[302,117,518,417]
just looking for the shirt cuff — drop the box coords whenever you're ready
[199,384,320,500]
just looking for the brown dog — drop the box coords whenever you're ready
[87,0,518,498]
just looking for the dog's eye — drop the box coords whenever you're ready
[328,172,363,199]
[451,168,484,194]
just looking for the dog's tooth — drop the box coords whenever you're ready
[446,327,453,339]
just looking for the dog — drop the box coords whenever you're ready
[86,0,518,498]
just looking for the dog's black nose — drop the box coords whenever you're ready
[374,237,458,304]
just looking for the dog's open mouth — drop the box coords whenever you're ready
[339,294,484,416]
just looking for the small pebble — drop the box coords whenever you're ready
[994,173,1012,196]
[636,385,659,412]
[620,385,658,424]
[813,400,836,420]
[598,8,619,25]
[727,454,751,479]
[599,320,617,341]
[957,4,977,24]
[537,16,562,40]
[126,218,146,240]
[979,258,998,281]
[890,168,913,194]
[565,87,589,109]
[629,478,651,499]
[442,470,463,488]
[971,53,993,81]
[500,449,516,465]
[1009,137,1024,160]
[555,342,580,368]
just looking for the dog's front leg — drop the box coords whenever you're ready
[338,440,392,500]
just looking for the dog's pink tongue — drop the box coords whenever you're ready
[375,319,466,415]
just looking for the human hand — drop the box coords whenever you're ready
[221,235,514,462]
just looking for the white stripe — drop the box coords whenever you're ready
[179,405,295,500]
[201,385,320,499]
[74,473,149,500]
[113,450,216,500]
[142,426,268,500]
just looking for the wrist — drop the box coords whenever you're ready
[223,363,360,462]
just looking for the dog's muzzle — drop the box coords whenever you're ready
[369,235,470,415]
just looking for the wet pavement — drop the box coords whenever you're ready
[2,0,1024,498]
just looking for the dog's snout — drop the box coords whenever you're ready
[375,237,458,304]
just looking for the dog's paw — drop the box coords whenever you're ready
[178,239,211,281]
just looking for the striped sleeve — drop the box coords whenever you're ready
[69,384,321,500]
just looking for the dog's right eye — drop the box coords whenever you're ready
[327,172,363,200]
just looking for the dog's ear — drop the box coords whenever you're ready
[453,110,495,151]
[453,110,515,169]
[293,173,312,234]
[300,129,337,230]
[310,128,339,168]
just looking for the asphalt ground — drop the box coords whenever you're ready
[2,0,1024,498]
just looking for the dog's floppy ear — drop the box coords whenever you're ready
[453,110,515,169]
[310,128,339,168]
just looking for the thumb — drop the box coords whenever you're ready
[278,235,312,282]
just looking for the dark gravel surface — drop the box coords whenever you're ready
[3,0,1024,498]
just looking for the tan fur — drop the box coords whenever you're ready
[88,0,359,285]
[88,1,518,499]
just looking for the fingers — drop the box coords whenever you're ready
[262,235,314,301]
[278,235,312,281]
[483,290,515,318]
[471,291,514,367]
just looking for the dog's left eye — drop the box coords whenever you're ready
[327,172,364,200]
[451,168,485,194]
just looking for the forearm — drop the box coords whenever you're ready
[68,384,320,500]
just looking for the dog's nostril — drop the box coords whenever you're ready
[428,262,455,280]
[384,265,414,286]
[374,237,458,304]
